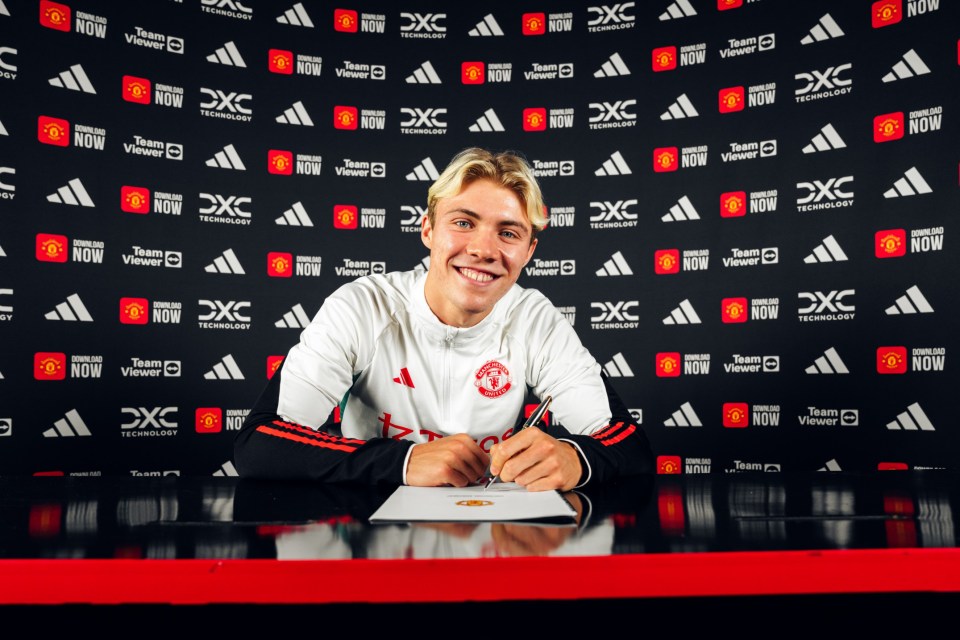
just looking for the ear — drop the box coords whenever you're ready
[420,214,433,250]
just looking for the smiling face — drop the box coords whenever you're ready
[421,179,538,328]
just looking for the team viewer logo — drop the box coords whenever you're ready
[268,149,293,174]
[723,402,749,427]
[877,346,907,373]
[120,297,149,324]
[267,252,293,277]
[475,360,511,398]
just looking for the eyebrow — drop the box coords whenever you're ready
[445,208,529,233]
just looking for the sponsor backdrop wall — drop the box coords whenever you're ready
[0,0,956,477]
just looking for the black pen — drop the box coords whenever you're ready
[483,395,552,491]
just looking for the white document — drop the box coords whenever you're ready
[369,483,577,524]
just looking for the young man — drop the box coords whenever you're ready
[234,148,652,490]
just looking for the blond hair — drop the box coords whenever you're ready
[427,148,547,234]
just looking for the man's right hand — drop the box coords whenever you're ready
[406,434,490,487]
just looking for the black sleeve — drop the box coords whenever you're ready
[233,363,413,485]
[559,374,654,486]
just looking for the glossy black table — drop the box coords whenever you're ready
[2,471,959,613]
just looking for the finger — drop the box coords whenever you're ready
[512,454,565,490]
[459,443,491,481]
[444,435,490,478]
[521,475,565,492]
[441,465,474,488]
[456,447,494,485]
[500,448,543,484]
[491,428,538,474]
[501,432,558,482]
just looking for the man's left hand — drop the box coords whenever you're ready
[488,428,581,491]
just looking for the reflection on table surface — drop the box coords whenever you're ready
[1,472,956,560]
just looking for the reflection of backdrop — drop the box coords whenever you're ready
[0,1,956,475]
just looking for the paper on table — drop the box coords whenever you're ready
[369,483,577,524]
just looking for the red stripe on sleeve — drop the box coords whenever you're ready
[591,421,624,440]
[256,425,359,453]
[272,420,367,446]
[599,424,635,447]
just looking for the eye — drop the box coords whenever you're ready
[454,219,472,229]
[500,230,519,240]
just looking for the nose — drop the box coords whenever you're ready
[466,229,498,260]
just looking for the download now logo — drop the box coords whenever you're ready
[122,76,152,104]
[874,112,904,142]
[268,149,293,175]
[872,1,902,28]
[334,8,358,32]
[36,233,68,262]
[333,105,358,130]
[462,61,484,84]
[267,252,293,277]
[268,49,294,74]
[875,229,906,257]
[38,116,70,146]
[34,352,67,380]
[267,355,284,379]
[653,147,678,172]
[719,86,745,113]
[652,46,677,72]
[119,297,149,324]
[723,402,749,427]
[654,249,679,274]
[40,0,71,31]
[523,108,547,131]
[722,298,748,323]
[121,186,150,214]
[333,204,358,229]
[196,408,223,433]
[720,191,747,217]
[656,352,681,377]
[522,13,546,36]
[877,346,907,373]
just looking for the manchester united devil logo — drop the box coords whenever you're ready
[475,360,512,398]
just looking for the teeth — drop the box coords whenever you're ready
[460,267,494,283]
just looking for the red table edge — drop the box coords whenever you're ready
[1,548,958,604]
